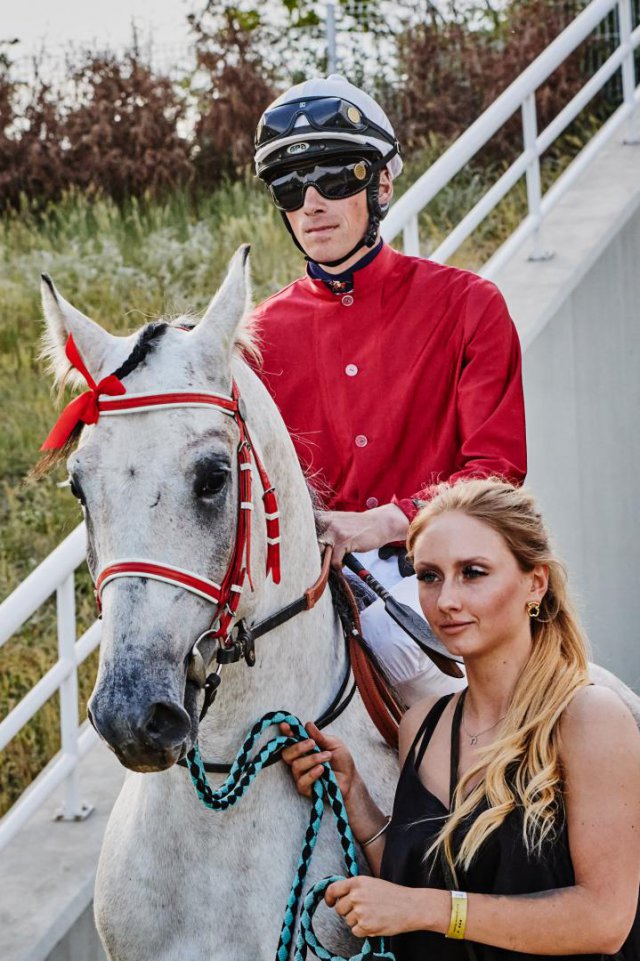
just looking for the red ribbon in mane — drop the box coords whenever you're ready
[41,335,126,451]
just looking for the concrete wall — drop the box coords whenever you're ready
[46,904,106,961]
[522,204,640,684]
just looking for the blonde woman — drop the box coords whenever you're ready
[282,478,640,959]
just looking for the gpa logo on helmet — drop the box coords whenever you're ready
[287,142,310,155]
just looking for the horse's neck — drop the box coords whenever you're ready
[198,361,346,760]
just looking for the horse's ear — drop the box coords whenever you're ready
[192,245,252,355]
[40,274,121,388]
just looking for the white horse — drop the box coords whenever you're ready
[41,247,399,961]
[40,247,640,961]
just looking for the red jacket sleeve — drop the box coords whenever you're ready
[393,283,527,522]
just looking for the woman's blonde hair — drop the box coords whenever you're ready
[407,477,590,875]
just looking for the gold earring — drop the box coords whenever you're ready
[527,601,540,618]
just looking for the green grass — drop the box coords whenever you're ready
[0,131,590,816]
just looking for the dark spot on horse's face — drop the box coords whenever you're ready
[128,467,136,479]
[150,492,161,508]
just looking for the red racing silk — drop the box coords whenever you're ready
[252,243,527,523]
[41,334,126,450]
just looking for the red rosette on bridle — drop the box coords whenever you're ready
[41,334,126,451]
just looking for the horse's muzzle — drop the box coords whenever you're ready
[88,696,192,772]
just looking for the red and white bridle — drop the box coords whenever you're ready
[43,334,281,648]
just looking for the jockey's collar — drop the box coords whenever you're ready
[307,238,383,294]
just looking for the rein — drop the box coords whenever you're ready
[186,711,395,961]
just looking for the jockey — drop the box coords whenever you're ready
[251,74,527,704]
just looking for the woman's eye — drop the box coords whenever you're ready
[417,570,439,584]
[194,469,229,499]
[462,565,487,579]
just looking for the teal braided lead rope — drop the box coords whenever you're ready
[186,710,396,961]
[295,877,395,961]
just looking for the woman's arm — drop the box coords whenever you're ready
[327,686,640,955]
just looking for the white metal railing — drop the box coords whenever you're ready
[0,523,99,851]
[382,0,640,277]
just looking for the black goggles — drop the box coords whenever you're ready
[267,159,376,211]
[256,97,391,148]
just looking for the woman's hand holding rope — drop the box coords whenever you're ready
[326,876,436,939]
[280,721,356,800]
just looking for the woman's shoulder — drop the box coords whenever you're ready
[558,684,640,762]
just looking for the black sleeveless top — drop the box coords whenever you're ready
[380,694,640,961]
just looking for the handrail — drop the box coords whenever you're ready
[0,523,99,852]
[382,0,640,268]
[0,523,87,646]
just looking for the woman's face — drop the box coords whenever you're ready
[412,511,546,660]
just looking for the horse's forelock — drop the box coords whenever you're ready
[112,322,168,380]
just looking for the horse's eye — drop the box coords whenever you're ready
[193,468,229,499]
[69,477,86,505]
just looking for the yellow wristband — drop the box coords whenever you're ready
[446,890,468,940]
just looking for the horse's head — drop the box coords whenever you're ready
[41,246,272,772]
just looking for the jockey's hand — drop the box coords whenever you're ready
[317,505,409,567]
[279,720,356,801]
[325,876,433,938]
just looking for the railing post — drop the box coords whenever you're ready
[55,574,93,822]
[326,2,337,74]
[619,0,640,144]
[402,216,420,256]
[521,92,554,262]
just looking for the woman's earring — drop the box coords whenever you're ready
[527,601,541,618]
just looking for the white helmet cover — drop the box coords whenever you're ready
[255,74,403,180]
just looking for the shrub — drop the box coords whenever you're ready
[62,51,193,204]
[189,3,278,189]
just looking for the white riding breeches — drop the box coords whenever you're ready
[355,550,466,706]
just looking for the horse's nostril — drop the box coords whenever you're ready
[141,701,191,748]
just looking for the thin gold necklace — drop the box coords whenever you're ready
[461,711,506,746]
